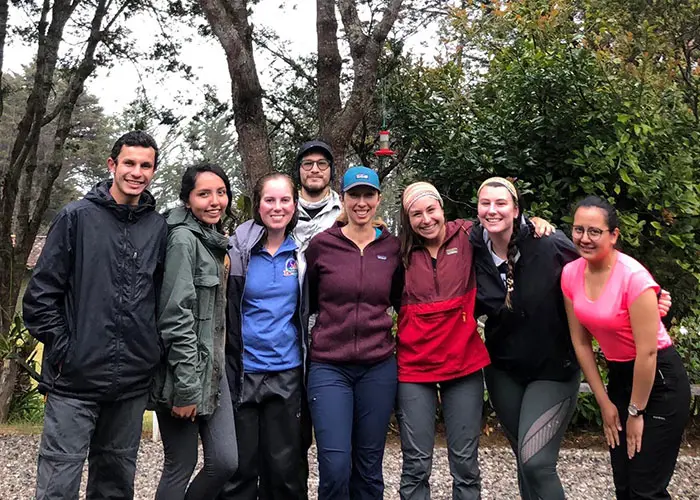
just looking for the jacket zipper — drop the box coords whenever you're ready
[114,220,130,394]
[236,229,265,405]
[355,248,364,354]
[237,249,249,405]
[296,259,307,375]
[433,261,440,296]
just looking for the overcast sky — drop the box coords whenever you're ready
[6,1,439,118]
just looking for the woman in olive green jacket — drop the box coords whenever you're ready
[151,163,238,500]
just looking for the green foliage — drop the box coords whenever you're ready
[0,315,38,367]
[669,318,700,387]
[7,386,44,424]
[388,0,700,317]
[2,315,43,424]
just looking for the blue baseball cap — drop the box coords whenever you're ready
[341,166,381,192]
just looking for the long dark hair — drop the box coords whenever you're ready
[252,172,299,241]
[179,162,234,232]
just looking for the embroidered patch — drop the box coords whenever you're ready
[446,247,458,255]
[283,257,298,277]
[377,255,387,260]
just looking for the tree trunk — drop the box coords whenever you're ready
[0,0,76,333]
[0,0,8,117]
[197,0,405,192]
[197,0,273,194]
[0,0,112,337]
[0,359,19,423]
[317,0,404,182]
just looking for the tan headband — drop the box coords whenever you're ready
[477,177,518,200]
[402,182,443,211]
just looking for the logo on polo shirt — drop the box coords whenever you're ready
[283,257,298,277]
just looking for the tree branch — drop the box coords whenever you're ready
[44,0,126,126]
[254,34,316,88]
[27,0,110,241]
[337,0,369,62]
[3,0,77,240]
[197,0,272,192]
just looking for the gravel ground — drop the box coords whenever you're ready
[1,435,698,499]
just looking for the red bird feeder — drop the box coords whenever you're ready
[374,130,395,157]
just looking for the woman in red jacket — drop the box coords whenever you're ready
[396,182,489,500]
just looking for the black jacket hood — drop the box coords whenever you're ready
[84,179,157,222]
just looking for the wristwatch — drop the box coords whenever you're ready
[628,403,646,417]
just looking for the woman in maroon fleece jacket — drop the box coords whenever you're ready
[305,166,403,500]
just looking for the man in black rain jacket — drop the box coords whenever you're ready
[23,130,168,500]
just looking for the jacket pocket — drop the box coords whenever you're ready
[398,299,467,365]
[193,274,220,321]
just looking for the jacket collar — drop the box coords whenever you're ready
[232,219,266,253]
[470,215,532,250]
[297,189,341,221]
[166,206,228,253]
[84,179,156,222]
[326,220,389,242]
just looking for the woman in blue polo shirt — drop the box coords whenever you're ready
[219,172,306,500]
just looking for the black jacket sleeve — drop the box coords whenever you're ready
[22,210,74,366]
[390,262,404,313]
[305,239,320,316]
[552,231,580,267]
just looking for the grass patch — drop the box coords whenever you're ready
[0,422,43,435]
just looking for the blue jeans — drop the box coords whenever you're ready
[308,356,397,500]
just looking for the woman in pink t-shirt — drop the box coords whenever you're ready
[561,196,690,500]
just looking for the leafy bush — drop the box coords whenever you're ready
[669,317,700,386]
[7,386,44,424]
[2,315,43,424]
[387,0,700,318]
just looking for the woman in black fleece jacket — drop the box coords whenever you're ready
[470,177,581,500]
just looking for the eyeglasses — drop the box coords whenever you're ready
[572,226,610,241]
[300,159,330,171]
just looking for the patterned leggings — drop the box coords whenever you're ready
[485,367,580,500]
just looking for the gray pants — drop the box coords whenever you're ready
[485,367,579,500]
[155,372,238,500]
[36,392,148,500]
[396,370,484,500]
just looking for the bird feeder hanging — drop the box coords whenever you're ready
[375,130,395,157]
[374,79,396,158]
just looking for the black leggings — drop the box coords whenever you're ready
[485,367,579,500]
[607,346,690,500]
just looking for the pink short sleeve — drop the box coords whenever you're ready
[560,261,576,300]
[625,268,660,309]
